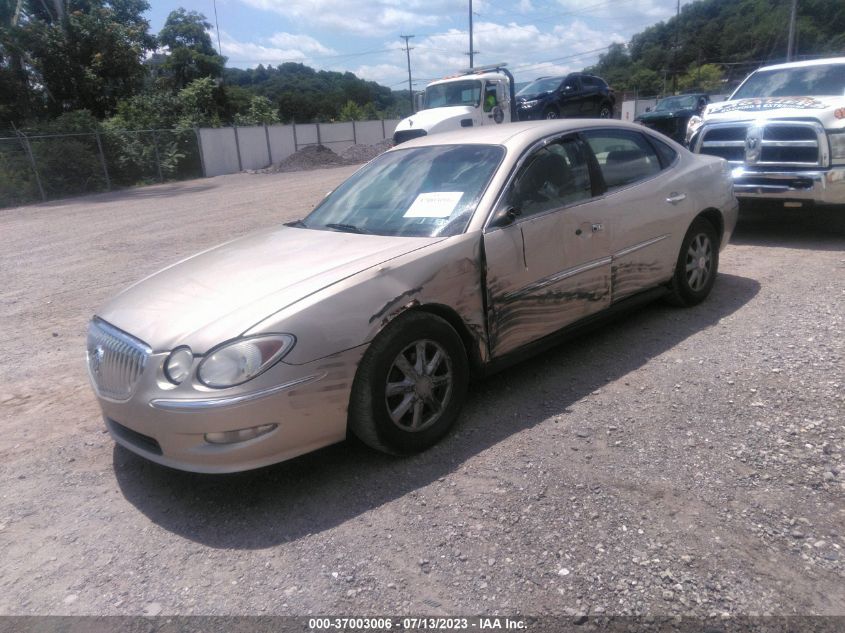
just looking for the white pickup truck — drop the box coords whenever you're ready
[689,57,845,208]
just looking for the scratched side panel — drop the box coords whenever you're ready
[483,202,612,359]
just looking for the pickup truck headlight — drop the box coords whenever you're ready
[686,115,703,147]
[197,334,295,388]
[828,131,845,165]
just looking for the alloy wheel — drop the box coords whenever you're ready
[385,340,453,432]
[685,233,713,292]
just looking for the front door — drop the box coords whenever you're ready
[483,134,611,357]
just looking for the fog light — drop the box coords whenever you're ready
[204,424,277,445]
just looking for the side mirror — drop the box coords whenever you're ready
[490,206,521,228]
[645,106,652,112]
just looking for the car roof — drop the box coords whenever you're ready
[390,119,658,155]
[754,56,845,72]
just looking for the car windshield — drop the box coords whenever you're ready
[517,77,562,97]
[423,80,482,108]
[732,64,845,98]
[655,95,698,110]
[300,144,504,238]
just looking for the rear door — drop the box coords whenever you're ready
[581,128,694,301]
[483,134,611,357]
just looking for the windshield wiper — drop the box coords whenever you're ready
[285,219,308,228]
[324,223,368,234]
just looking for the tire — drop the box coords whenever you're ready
[666,216,720,306]
[598,102,612,118]
[543,107,559,120]
[349,311,469,455]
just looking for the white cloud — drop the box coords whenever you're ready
[220,31,337,65]
[236,0,450,36]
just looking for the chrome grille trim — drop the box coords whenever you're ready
[695,120,827,167]
[86,318,152,401]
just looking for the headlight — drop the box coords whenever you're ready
[686,115,703,146]
[520,99,538,108]
[164,346,193,384]
[828,131,845,164]
[197,334,295,388]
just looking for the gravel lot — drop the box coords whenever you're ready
[0,169,843,619]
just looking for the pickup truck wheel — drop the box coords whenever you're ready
[349,312,468,455]
[598,102,612,118]
[666,217,719,307]
[543,107,559,120]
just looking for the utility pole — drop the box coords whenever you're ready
[786,0,798,61]
[400,35,415,113]
[671,0,680,93]
[468,0,474,68]
[213,0,223,56]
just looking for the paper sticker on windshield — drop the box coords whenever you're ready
[404,192,463,218]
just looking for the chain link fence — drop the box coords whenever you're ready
[0,128,203,209]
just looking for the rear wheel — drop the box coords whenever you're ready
[598,101,612,118]
[667,217,719,306]
[349,312,469,454]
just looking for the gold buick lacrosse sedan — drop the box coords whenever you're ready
[87,120,737,473]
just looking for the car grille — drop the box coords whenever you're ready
[86,318,151,400]
[696,120,825,167]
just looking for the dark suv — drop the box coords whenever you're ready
[516,73,615,120]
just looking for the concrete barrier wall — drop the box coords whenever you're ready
[197,120,401,178]
[235,126,270,171]
[267,125,296,163]
[199,128,240,178]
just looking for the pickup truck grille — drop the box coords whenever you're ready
[696,120,826,167]
[86,318,151,401]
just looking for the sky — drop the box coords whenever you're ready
[145,0,694,90]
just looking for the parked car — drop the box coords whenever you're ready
[635,93,709,145]
[516,73,615,120]
[87,120,737,473]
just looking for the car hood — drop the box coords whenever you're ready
[394,106,475,135]
[703,95,845,127]
[97,227,443,352]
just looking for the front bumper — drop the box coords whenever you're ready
[93,345,366,473]
[730,166,845,206]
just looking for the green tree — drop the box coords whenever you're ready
[158,9,225,89]
[235,95,280,125]
[3,0,155,121]
[678,63,723,93]
[338,100,364,121]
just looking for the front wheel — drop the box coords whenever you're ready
[543,107,559,120]
[349,312,469,454]
[666,217,719,306]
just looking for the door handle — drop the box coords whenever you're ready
[666,192,687,204]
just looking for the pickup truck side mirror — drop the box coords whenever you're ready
[645,106,652,112]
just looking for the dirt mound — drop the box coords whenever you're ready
[340,139,393,163]
[272,144,348,173]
